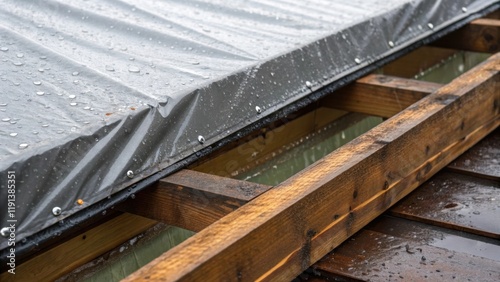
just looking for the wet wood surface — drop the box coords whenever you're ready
[447,129,500,180]
[305,127,500,282]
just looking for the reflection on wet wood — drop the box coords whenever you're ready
[311,216,500,282]
[447,129,500,181]
[389,172,500,239]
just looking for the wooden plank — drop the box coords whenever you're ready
[432,18,500,53]
[118,170,271,232]
[123,53,500,282]
[193,107,347,177]
[447,129,500,180]
[389,171,500,239]
[381,46,457,78]
[0,213,156,282]
[322,74,441,118]
[313,216,500,281]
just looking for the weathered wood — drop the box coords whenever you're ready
[432,18,500,53]
[322,74,441,118]
[0,213,156,282]
[389,172,500,239]
[118,170,271,232]
[313,216,500,281]
[381,46,457,78]
[193,107,346,177]
[447,129,500,180]
[123,53,499,282]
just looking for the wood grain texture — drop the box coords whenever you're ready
[118,170,271,232]
[322,74,441,118]
[123,53,499,282]
[0,213,156,282]
[432,18,500,53]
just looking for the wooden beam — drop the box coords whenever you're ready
[0,213,156,282]
[118,170,271,232]
[381,46,457,78]
[124,53,499,282]
[432,18,500,53]
[322,74,442,118]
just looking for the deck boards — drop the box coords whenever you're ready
[305,127,500,281]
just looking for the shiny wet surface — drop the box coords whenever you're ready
[300,128,500,282]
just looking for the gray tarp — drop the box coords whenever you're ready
[0,0,497,249]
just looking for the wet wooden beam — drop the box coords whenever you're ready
[0,213,156,282]
[312,216,500,281]
[389,172,500,239]
[381,46,457,78]
[124,53,500,282]
[322,74,442,118]
[118,170,271,232]
[432,18,500,53]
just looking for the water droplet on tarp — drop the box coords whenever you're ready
[305,81,313,88]
[38,68,44,73]
[13,61,24,66]
[33,81,42,86]
[0,47,8,52]
[9,133,17,137]
[70,102,77,106]
[19,143,29,149]
[68,94,76,99]
[36,91,45,96]
[105,65,115,71]
[40,55,47,60]
[128,66,140,73]
[72,71,79,76]
[0,103,7,107]
[16,53,24,58]
[2,118,11,122]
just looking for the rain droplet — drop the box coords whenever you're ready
[354,58,362,64]
[128,66,140,73]
[40,55,47,60]
[461,7,468,13]
[0,47,8,52]
[36,91,45,96]
[13,62,24,66]
[0,103,7,107]
[9,133,18,137]
[33,81,42,86]
[72,71,79,76]
[38,68,45,73]
[427,23,434,30]
[198,135,205,144]
[2,118,11,122]
[388,41,395,48]
[16,53,24,58]
[70,102,77,106]
[105,65,115,71]
[73,80,79,85]
[68,94,76,99]
[19,143,29,149]
[32,131,39,135]
[305,81,313,88]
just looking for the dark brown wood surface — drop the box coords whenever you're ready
[323,74,441,118]
[118,169,271,232]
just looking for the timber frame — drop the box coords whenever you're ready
[1,10,499,282]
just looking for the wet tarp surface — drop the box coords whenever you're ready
[0,0,497,249]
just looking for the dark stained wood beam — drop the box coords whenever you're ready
[118,170,271,232]
[124,53,500,282]
[432,18,500,53]
[322,74,442,118]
